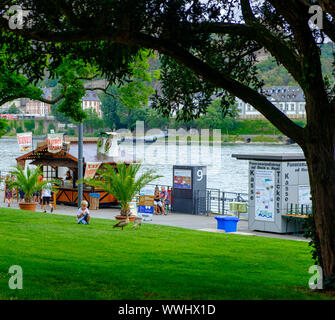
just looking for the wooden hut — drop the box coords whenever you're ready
[16,134,134,208]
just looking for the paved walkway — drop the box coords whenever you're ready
[0,191,308,242]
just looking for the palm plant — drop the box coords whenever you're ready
[83,163,162,217]
[8,165,48,203]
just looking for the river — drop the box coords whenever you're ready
[0,137,302,193]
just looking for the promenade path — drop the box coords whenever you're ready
[0,190,309,242]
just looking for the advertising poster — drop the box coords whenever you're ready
[299,186,312,206]
[255,170,275,221]
[173,169,192,189]
[84,162,101,179]
[47,133,63,153]
[17,132,32,153]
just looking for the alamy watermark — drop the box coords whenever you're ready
[3,4,325,31]
[308,265,323,290]
[4,5,29,30]
[309,5,323,30]
[106,121,223,170]
[8,265,23,290]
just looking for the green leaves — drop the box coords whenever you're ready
[83,163,161,214]
[8,165,60,202]
[52,58,95,123]
[0,60,43,106]
[0,119,7,137]
[8,165,44,202]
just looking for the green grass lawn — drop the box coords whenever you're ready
[0,208,333,300]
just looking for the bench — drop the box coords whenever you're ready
[282,213,310,235]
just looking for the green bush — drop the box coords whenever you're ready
[24,120,35,132]
[47,122,56,133]
[251,135,279,143]
[35,120,45,136]
[66,128,76,136]
[16,126,24,133]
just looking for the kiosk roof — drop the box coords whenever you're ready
[232,153,305,162]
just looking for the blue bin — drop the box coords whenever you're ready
[89,193,100,198]
[138,205,154,214]
[215,216,239,232]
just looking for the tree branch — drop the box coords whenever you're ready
[268,0,329,107]
[37,94,64,105]
[318,0,335,19]
[240,0,257,24]
[322,14,335,43]
[143,38,305,143]
[189,22,303,85]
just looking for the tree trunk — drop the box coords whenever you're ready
[120,206,130,217]
[303,138,335,287]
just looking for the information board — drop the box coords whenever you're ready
[173,169,192,189]
[299,186,312,206]
[255,169,275,221]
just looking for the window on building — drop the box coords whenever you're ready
[246,104,252,112]
[43,166,57,180]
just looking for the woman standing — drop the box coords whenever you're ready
[153,187,161,215]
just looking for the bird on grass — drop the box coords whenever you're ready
[132,216,143,230]
[113,217,129,230]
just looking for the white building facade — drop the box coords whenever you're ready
[24,89,102,118]
[237,86,306,118]
[25,88,52,116]
[82,90,102,118]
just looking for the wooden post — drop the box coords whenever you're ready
[53,191,57,210]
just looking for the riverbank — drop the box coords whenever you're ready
[0,138,302,193]
[2,134,293,145]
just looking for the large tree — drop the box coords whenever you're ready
[1,0,335,288]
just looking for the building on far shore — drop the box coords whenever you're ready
[82,90,102,118]
[25,88,52,116]
[24,89,102,117]
[237,86,306,119]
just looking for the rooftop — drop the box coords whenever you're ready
[17,139,135,166]
[232,153,306,162]
[82,90,101,102]
[262,86,305,103]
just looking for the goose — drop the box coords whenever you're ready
[132,216,143,230]
[113,217,130,230]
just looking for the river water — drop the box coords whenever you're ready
[0,137,302,193]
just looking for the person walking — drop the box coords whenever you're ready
[4,175,13,207]
[34,173,43,204]
[160,186,169,215]
[41,178,54,213]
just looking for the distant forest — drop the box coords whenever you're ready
[256,42,335,86]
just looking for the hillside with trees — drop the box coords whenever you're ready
[256,43,334,86]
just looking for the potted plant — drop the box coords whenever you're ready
[83,162,161,221]
[8,165,49,211]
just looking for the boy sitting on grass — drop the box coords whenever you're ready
[77,200,91,225]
